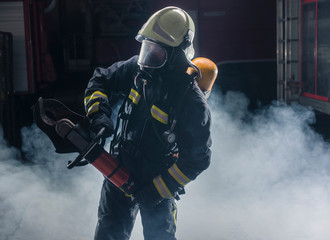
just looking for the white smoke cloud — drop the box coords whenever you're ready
[176,89,330,240]
[1,88,330,240]
[0,125,103,240]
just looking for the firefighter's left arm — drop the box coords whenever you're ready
[156,95,212,197]
[134,93,212,207]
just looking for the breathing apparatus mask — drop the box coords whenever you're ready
[137,40,168,69]
[135,40,169,90]
[136,37,198,81]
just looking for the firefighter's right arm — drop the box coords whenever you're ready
[84,56,139,135]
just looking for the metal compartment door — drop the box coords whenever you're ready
[300,0,330,114]
[0,1,33,93]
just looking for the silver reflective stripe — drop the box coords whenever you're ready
[168,163,191,186]
[87,101,100,116]
[151,105,168,124]
[153,175,173,199]
[128,88,141,105]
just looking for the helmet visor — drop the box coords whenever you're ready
[138,40,167,69]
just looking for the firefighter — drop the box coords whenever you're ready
[84,6,213,240]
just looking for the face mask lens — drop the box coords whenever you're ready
[138,40,167,68]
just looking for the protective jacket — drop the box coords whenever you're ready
[84,55,212,202]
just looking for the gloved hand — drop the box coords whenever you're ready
[90,112,114,138]
[133,183,164,209]
[89,98,114,139]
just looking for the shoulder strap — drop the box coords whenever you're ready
[110,84,140,154]
[168,73,194,133]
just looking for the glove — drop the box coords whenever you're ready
[90,112,114,138]
[89,98,114,139]
[133,183,164,209]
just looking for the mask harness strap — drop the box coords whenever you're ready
[110,92,130,155]
[110,70,148,155]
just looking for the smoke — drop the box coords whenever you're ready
[0,125,103,240]
[176,89,330,240]
[1,88,330,240]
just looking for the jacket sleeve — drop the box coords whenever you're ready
[84,56,139,117]
[151,87,212,199]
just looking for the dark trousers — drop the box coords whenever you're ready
[94,179,177,240]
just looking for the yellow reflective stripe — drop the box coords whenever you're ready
[119,187,133,198]
[168,163,191,186]
[86,101,100,116]
[153,175,173,199]
[173,203,177,226]
[84,94,92,106]
[84,96,91,106]
[84,91,108,106]
[128,88,141,105]
[151,105,168,124]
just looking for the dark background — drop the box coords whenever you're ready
[41,0,277,107]
[39,0,277,98]
[0,0,281,148]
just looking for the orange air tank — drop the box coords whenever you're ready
[187,57,218,92]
